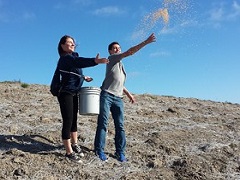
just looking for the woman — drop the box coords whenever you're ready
[56,35,108,163]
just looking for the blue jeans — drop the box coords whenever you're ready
[94,91,126,154]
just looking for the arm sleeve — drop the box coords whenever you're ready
[73,56,97,68]
[59,54,97,70]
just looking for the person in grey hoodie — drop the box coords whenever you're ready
[94,33,156,162]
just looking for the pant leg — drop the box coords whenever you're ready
[94,91,112,153]
[58,92,74,140]
[71,94,79,132]
[111,97,126,154]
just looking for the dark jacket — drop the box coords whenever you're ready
[58,52,97,94]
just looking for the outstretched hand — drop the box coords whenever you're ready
[146,33,156,44]
[94,53,109,64]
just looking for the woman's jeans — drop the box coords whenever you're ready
[94,91,126,154]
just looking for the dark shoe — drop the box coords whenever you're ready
[115,152,127,162]
[72,144,84,157]
[96,151,108,161]
[65,153,82,163]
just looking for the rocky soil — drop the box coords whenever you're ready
[0,82,240,180]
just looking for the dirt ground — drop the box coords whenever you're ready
[0,82,240,180]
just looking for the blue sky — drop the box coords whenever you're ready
[0,0,240,104]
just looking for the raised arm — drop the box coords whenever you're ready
[121,33,156,58]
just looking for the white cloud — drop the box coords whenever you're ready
[158,19,198,35]
[150,50,171,58]
[233,0,240,10]
[127,71,141,78]
[54,0,93,10]
[71,0,93,6]
[208,1,240,22]
[159,26,176,35]
[93,6,125,16]
[203,1,240,28]
[209,7,224,21]
[22,12,36,20]
[53,3,64,10]
[0,0,8,22]
[0,12,9,23]
[228,0,240,19]
[0,0,35,23]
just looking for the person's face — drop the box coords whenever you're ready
[109,44,121,55]
[61,38,76,53]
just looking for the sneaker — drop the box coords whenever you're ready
[65,153,82,163]
[115,152,127,162]
[96,151,108,161]
[72,144,84,157]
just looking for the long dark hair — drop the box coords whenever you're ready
[57,35,75,56]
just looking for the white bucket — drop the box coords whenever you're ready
[79,87,101,115]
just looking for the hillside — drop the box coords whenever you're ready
[0,82,240,179]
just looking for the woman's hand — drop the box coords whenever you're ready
[84,76,93,82]
[94,53,109,64]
